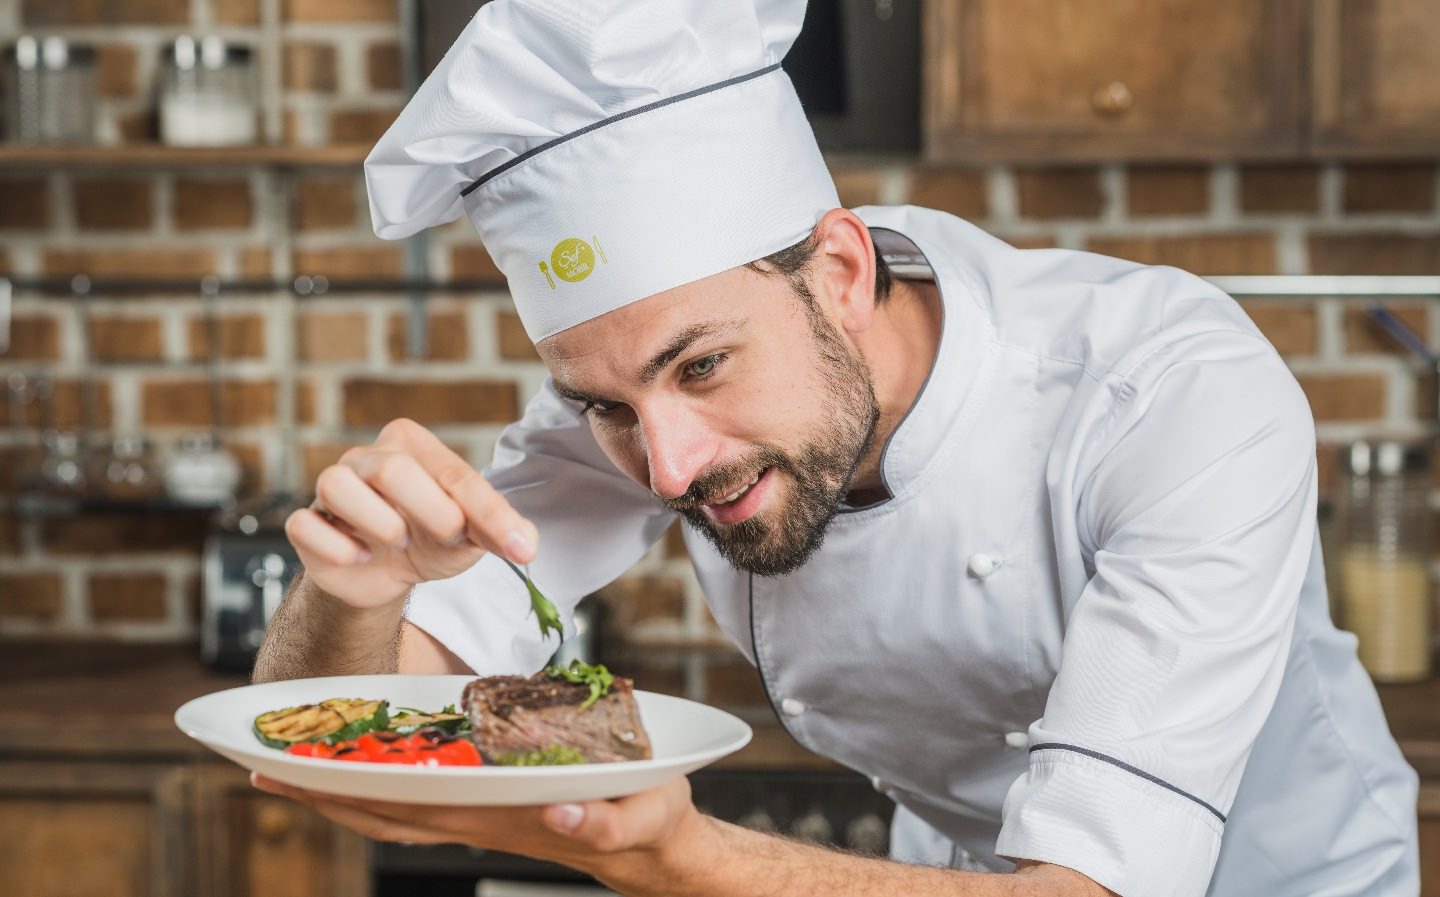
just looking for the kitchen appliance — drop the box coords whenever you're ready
[202,498,301,673]
[412,0,920,153]
[372,768,893,896]
[3,36,97,144]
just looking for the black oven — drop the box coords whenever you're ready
[412,0,920,153]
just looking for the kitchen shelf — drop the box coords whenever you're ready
[0,143,370,168]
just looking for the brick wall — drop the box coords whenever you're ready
[2,2,1439,707]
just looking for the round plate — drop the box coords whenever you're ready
[175,675,751,806]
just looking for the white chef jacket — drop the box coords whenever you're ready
[406,205,1420,897]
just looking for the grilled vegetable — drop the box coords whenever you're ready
[286,728,482,766]
[253,698,389,749]
[388,704,469,735]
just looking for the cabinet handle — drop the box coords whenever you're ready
[1091,81,1134,117]
[256,802,296,842]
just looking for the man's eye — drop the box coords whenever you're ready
[683,354,724,379]
[581,399,622,416]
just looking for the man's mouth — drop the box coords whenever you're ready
[699,467,773,525]
[709,471,762,506]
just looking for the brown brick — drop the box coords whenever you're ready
[387,310,469,361]
[1344,163,1437,214]
[703,655,768,707]
[214,0,259,23]
[294,175,356,231]
[1308,233,1440,275]
[283,42,337,93]
[88,316,164,363]
[298,312,368,361]
[73,177,152,231]
[96,44,138,97]
[663,520,689,560]
[1002,234,1057,250]
[141,379,276,427]
[296,379,317,425]
[596,574,686,627]
[188,314,266,360]
[828,167,882,209]
[285,0,395,22]
[292,246,403,279]
[343,379,518,427]
[41,512,208,555]
[0,380,112,428]
[329,108,401,144]
[451,245,506,282]
[1127,165,1209,217]
[1085,233,1277,275]
[1240,164,1320,214]
[5,315,61,361]
[1016,168,1103,219]
[88,572,168,621]
[497,311,538,361]
[173,178,252,230]
[22,0,188,25]
[1238,302,1316,357]
[239,246,272,277]
[907,169,987,218]
[0,446,41,494]
[0,179,52,230]
[0,573,64,620]
[367,42,403,91]
[1343,304,1429,356]
[1294,373,1386,421]
[228,441,265,496]
[44,248,218,278]
[117,109,158,144]
[301,441,356,485]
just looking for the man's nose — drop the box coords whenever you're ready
[642,405,714,501]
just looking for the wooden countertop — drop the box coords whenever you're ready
[6,641,1437,776]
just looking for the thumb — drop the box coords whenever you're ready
[541,801,627,852]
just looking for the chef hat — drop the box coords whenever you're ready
[364,0,839,342]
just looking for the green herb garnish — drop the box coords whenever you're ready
[493,745,588,766]
[543,659,615,711]
[501,557,564,643]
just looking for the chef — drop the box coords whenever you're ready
[252,1,1421,895]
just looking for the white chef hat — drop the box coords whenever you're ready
[364,0,839,342]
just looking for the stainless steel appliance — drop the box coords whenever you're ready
[202,498,301,673]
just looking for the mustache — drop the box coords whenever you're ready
[662,449,789,513]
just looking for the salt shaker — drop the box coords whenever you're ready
[159,36,257,147]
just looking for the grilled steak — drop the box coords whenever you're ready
[463,671,653,763]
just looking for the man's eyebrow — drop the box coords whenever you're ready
[551,380,605,405]
[638,320,742,384]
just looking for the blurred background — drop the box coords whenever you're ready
[1,1,1439,895]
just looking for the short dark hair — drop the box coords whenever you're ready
[745,228,894,303]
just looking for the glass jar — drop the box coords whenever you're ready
[93,434,161,502]
[3,36,98,144]
[1334,440,1433,682]
[159,36,257,147]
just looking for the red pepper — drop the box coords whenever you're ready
[284,729,482,767]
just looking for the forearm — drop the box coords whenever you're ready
[591,813,1107,897]
[251,573,406,682]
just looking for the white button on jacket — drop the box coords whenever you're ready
[967,553,997,578]
[408,206,1419,897]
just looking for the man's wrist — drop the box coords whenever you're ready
[590,804,724,897]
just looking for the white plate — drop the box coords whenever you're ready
[174,675,751,806]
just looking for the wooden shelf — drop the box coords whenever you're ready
[0,143,370,168]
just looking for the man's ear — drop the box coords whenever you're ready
[812,207,877,336]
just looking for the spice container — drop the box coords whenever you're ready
[1335,440,1433,682]
[160,36,257,147]
[3,36,98,144]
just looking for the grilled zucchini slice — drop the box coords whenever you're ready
[253,698,389,749]
[388,706,469,735]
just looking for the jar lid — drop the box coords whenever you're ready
[1346,440,1431,476]
[166,35,253,70]
[5,37,97,70]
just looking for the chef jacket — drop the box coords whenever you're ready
[406,205,1420,897]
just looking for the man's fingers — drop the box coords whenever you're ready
[285,508,371,566]
[344,450,467,546]
[314,464,411,550]
[374,419,538,562]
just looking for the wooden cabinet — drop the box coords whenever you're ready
[1423,784,1440,897]
[924,0,1306,163]
[1312,0,1440,157]
[924,0,1440,162]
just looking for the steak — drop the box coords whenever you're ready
[463,671,653,763]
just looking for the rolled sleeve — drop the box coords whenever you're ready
[997,332,1318,897]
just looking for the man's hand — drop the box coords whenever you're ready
[285,418,540,610]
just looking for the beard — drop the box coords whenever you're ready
[663,298,880,577]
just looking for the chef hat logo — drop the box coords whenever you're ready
[364,0,839,342]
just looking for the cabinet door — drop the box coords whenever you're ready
[1312,0,1440,156]
[0,762,191,897]
[193,764,371,897]
[1422,784,1439,897]
[924,0,1305,163]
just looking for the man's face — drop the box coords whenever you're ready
[538,263,879,576]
